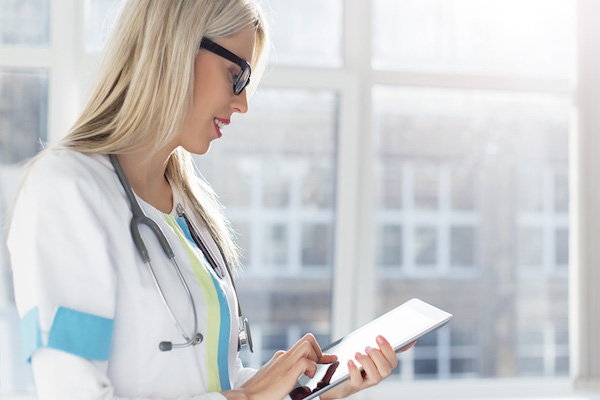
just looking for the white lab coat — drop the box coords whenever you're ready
[8,150,257,399]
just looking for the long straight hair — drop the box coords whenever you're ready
[51,0,269,272]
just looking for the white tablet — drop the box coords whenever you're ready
[289,298,453,400]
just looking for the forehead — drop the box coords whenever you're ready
[214,26,257,63]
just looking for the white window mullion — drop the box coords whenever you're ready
[439,166,451,275]
[345,0,376,336]
[289,166,302,274]
[48,0,82,143]
[372,70,572,94]
[0,48,51,69]
[573,0,600,391]
[330,78,362,339]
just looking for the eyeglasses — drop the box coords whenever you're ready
[200,38,252,95]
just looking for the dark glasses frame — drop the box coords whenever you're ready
[200,38,252,95]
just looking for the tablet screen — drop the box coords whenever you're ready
[289,298,452,400]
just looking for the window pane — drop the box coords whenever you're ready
[374,86,570,380]
[451,329,476,347]
[414,165,438,210]
[235,222,251,266]
[302,223,332,267]
[556,325,569,345]
[519,357,545,375]
[556,356,569,374]
[554,169,569,212]
[518,227,544,267]
[0,69,46,393]
[195,88,338,368]
[451,358,476,375]
[518,168,544,212]
[518,329,544,346]
[451,168,476,211]
[372,0,574,78]
[450,326,481,377]
[377,225,402,267]
[517,324,567,376]
[415,227,437,266]
[264,0,343,67]
[450,226,475,267]
[0,0,49,46]
[555,228,569,266]
[377,161,403,209]
[84,0,122,53]
[415,359,438,377]
[263,224,288,267]
[302,161,334,208]
[263,330,288,354]
[0,69,48,165]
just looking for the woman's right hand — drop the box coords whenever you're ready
[224,333,338,400]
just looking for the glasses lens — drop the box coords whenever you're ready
[234,66,251,94]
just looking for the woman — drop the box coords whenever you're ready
[8,1,402,399]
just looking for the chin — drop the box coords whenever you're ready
[187,142,212,156]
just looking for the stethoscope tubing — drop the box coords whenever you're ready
[110,154,200,349]
[109,154,252,352]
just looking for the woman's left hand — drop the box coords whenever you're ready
[319,335,415,400]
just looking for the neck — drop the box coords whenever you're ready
[117,145,176,213]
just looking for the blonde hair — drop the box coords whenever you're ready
[55,0,269,272]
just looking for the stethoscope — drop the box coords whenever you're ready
[109,154,253,353]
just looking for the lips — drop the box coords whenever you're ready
[214,117,229,128]
[213,117,230,138]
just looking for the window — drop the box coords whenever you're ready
[265,0,343,67]
[0,0,51,392]
[374,86,571,381]
[0,0,49,46]
[0,0,585,398]
[0,69,48,164]
[372,0,572,77]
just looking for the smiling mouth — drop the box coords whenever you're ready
[214,117,230,128]
[213,117,230,139]
[214,118,226,129]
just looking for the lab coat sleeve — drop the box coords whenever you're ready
[231,357,257,388]
[231,358,296,400]
[8,155,117,363]
[32,349,229,400]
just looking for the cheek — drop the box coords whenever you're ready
[190,56,215,115]
[190,77,223,121]
[190,55,232,123]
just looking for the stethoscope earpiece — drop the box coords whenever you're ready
[159,341,173,351]
[160,333,204,352]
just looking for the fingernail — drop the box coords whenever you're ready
[376,335,385,344]
[355,352,362,359]
[365,346,373,352]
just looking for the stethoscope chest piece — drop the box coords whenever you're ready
[192,333,204,345]
[238,317,253,353]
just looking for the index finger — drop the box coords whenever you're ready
[291,333,323,359]
[376,335,399,362]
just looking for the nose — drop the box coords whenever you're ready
[231,89,249,114]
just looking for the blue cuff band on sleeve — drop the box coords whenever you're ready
[20,307,43,363]
[20,306,114,363]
